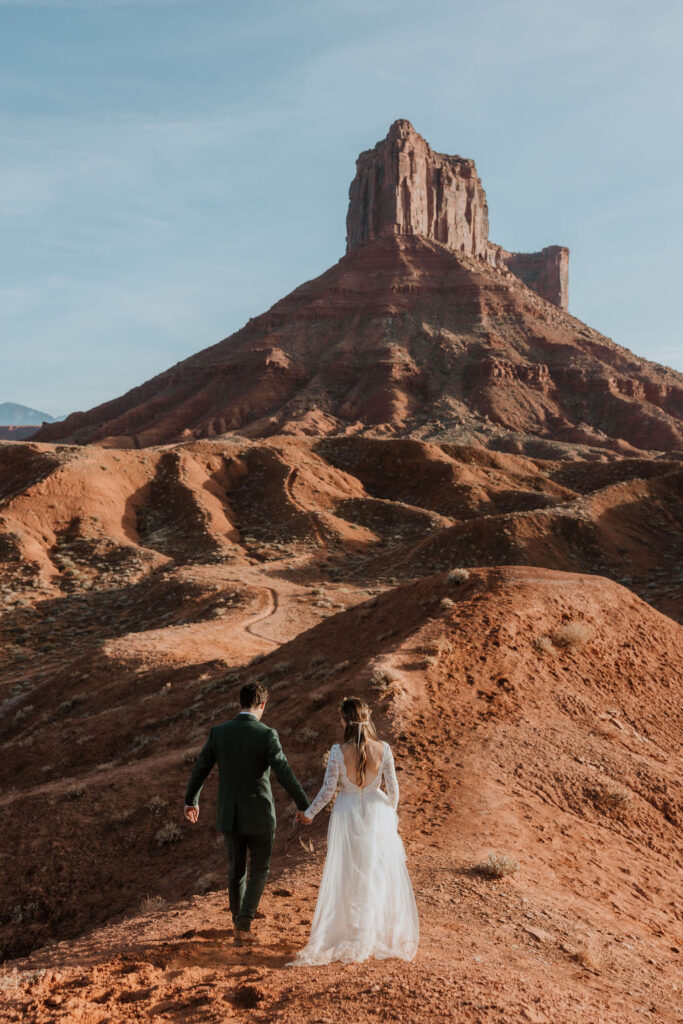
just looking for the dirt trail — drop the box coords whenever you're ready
[244,585,280,646]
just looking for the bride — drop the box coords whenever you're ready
[288,696,419,965]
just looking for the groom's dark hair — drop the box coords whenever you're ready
[240,681,268,708]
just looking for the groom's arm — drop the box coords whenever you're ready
[184,729,217,814]
[266,729,310,811]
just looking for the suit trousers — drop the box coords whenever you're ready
[223,830,275,931]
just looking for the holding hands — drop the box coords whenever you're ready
[296,810,312,826]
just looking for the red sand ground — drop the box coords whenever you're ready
[0,438,681,1023]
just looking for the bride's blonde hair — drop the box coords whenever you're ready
[339,696,378,786]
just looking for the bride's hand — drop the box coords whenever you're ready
[295,811,312,826]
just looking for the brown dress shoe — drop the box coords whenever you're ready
[234,928,257,946]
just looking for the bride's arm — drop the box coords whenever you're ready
[383,744,400,810]
[301,746,342,821]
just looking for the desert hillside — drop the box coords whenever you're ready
[1,436,681,1023]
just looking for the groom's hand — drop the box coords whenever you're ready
[184,804,199,823]
[295,811,311,826]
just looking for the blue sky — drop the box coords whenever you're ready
[1,0,681,417]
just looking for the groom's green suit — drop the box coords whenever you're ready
[185,711,309,931]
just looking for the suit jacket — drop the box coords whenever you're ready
[184,713,310,834]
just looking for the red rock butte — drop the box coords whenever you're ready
[34,120,682,452]
[347,119,569,309]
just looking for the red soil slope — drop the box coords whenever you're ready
[0,437,681,1023]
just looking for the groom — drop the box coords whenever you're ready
[184,680,310,945]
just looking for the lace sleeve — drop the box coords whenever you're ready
[382,743,399,810]
[303,745,342,821]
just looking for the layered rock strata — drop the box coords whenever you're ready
[347,120,569,310]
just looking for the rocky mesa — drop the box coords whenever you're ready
[33,121,682,454]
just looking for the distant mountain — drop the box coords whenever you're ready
[35,121,682,453]
[0,402,56,425]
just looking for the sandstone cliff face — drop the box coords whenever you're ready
[346,119,490,258]
[347,120,569,310]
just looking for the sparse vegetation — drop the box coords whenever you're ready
[139,894,167,913]
[66,784,85,800]
[370,666,398,691]
[147,795,167,814]
[155,822,182,846]
[533,635,553,654]
[586,783,632,819]
[195,873,217,894]
[550,622,595,648]
[448,568,470,584]
[475,852,519,878]
[296,727,320,745]
[440,597,455,611]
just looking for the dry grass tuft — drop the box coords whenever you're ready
[296,727,319,745]
[370,666,398,691]
[146,795,167,814]
[440,597,455,611]
[475,852,519,878]
[448,568,470,584]
[550,622,595,648]
[155,822,182,846]
[586,783,632,819]
[139,894,167,913]
[533,635,554,654]
[195,873,218,894]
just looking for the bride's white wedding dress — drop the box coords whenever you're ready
[288,741,419,965]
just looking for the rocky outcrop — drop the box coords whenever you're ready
[347,119,490,258]
[347,120,569,310]
[496,245,569,310]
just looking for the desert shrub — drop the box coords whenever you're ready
[370,666,397,691]
[586,783,632,819]
[311,654,326,668]
[272,661,293,675]
[155,822,182,846]
[195,873,217,894]
[139,894,167,913]
[182,748,200,765]
[550,622,595,648]
[475,852,519,878]
[440,597,455,611]
[296,727,319,745]
[533,635,553,654]
[448,568,470,584]
[147,795,167,814]
[66,784,85,800]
